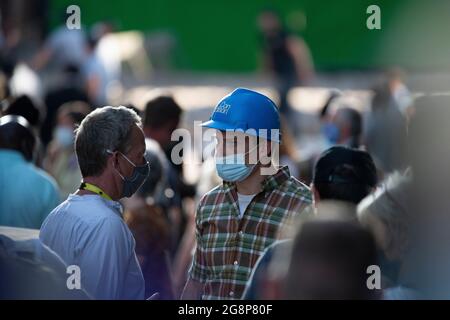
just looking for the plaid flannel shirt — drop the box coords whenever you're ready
[189,166,312,300]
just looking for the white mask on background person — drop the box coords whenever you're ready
[55,126,74,148]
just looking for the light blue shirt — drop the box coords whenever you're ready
[40,194,145,300]
[0,150,60,229]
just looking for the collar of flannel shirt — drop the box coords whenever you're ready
[222,165,291,197]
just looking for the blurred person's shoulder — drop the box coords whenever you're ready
[28,163,59,192]
[0,241,91,299]
[279,170,312,204]
[11,160,60,202]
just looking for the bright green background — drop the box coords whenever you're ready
[50,0,450,72]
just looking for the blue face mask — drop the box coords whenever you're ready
[322,123,340,144]
[215,146,257,182]
[108,150,150,198]
[55,126,74,148]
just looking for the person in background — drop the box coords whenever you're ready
[358,170,416,297]
[279,115,301,179]
[319,90,341,123]
[257,9,314,117]
[125,204,174,300]
[311,146,377,207]
[0,235,90,299]
[40,106,147,300]
[91,22,122,86]
[123,138,175,300]
[0,70,10,102]
[0,115,60,228]
[322,107,362,149]
[283,220,380,299]
[143,95,196,254]
[2,94,47,165]
[82,34,108,107]
[385,68,414,118]
[143,95,182,167]
[391,95,450,299]
[298,89,342,183]
[32,12,87,72]
[364,78,408,174]
[41,64,88,147]
[44,101,91,198]
[2,94,41,129]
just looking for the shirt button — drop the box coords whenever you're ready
[234,260,238,265]
[229,291,234,297]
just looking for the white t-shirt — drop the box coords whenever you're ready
[237,193,256,219]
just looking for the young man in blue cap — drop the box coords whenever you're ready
[181,88,312,300]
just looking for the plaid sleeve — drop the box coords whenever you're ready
[188,200,209,282]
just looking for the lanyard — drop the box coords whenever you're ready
[80,182,112,201]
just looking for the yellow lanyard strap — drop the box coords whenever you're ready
[80,182,112,201]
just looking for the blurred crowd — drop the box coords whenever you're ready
[1,7,450,301]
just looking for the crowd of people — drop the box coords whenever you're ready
[2,10,450,301]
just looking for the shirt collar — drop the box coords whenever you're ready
[102,198,124,217]
[223,165,291,196]
[68,194,124,218]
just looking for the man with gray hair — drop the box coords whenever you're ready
[40,106,149,299]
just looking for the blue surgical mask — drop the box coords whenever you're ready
[322,123,340,144]
[108,150,150,198]
[55,126,74,148]
[215,146,258,182]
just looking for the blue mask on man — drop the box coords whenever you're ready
[55,126,74,148]
[107,150,150,198]
[215,146,258,182]
[322,123,340,144]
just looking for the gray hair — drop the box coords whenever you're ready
[75,106,142,177]
[357,170,411,259]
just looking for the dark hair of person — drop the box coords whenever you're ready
[143,96,182,129]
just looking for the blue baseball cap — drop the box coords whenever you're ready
[201,88,281,143]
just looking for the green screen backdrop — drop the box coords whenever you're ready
[50,0,450,72]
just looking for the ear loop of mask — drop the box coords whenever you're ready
[106,149,137,180]
[243,144,260,165]
[212,133,259,155]
[215,143,259,164]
